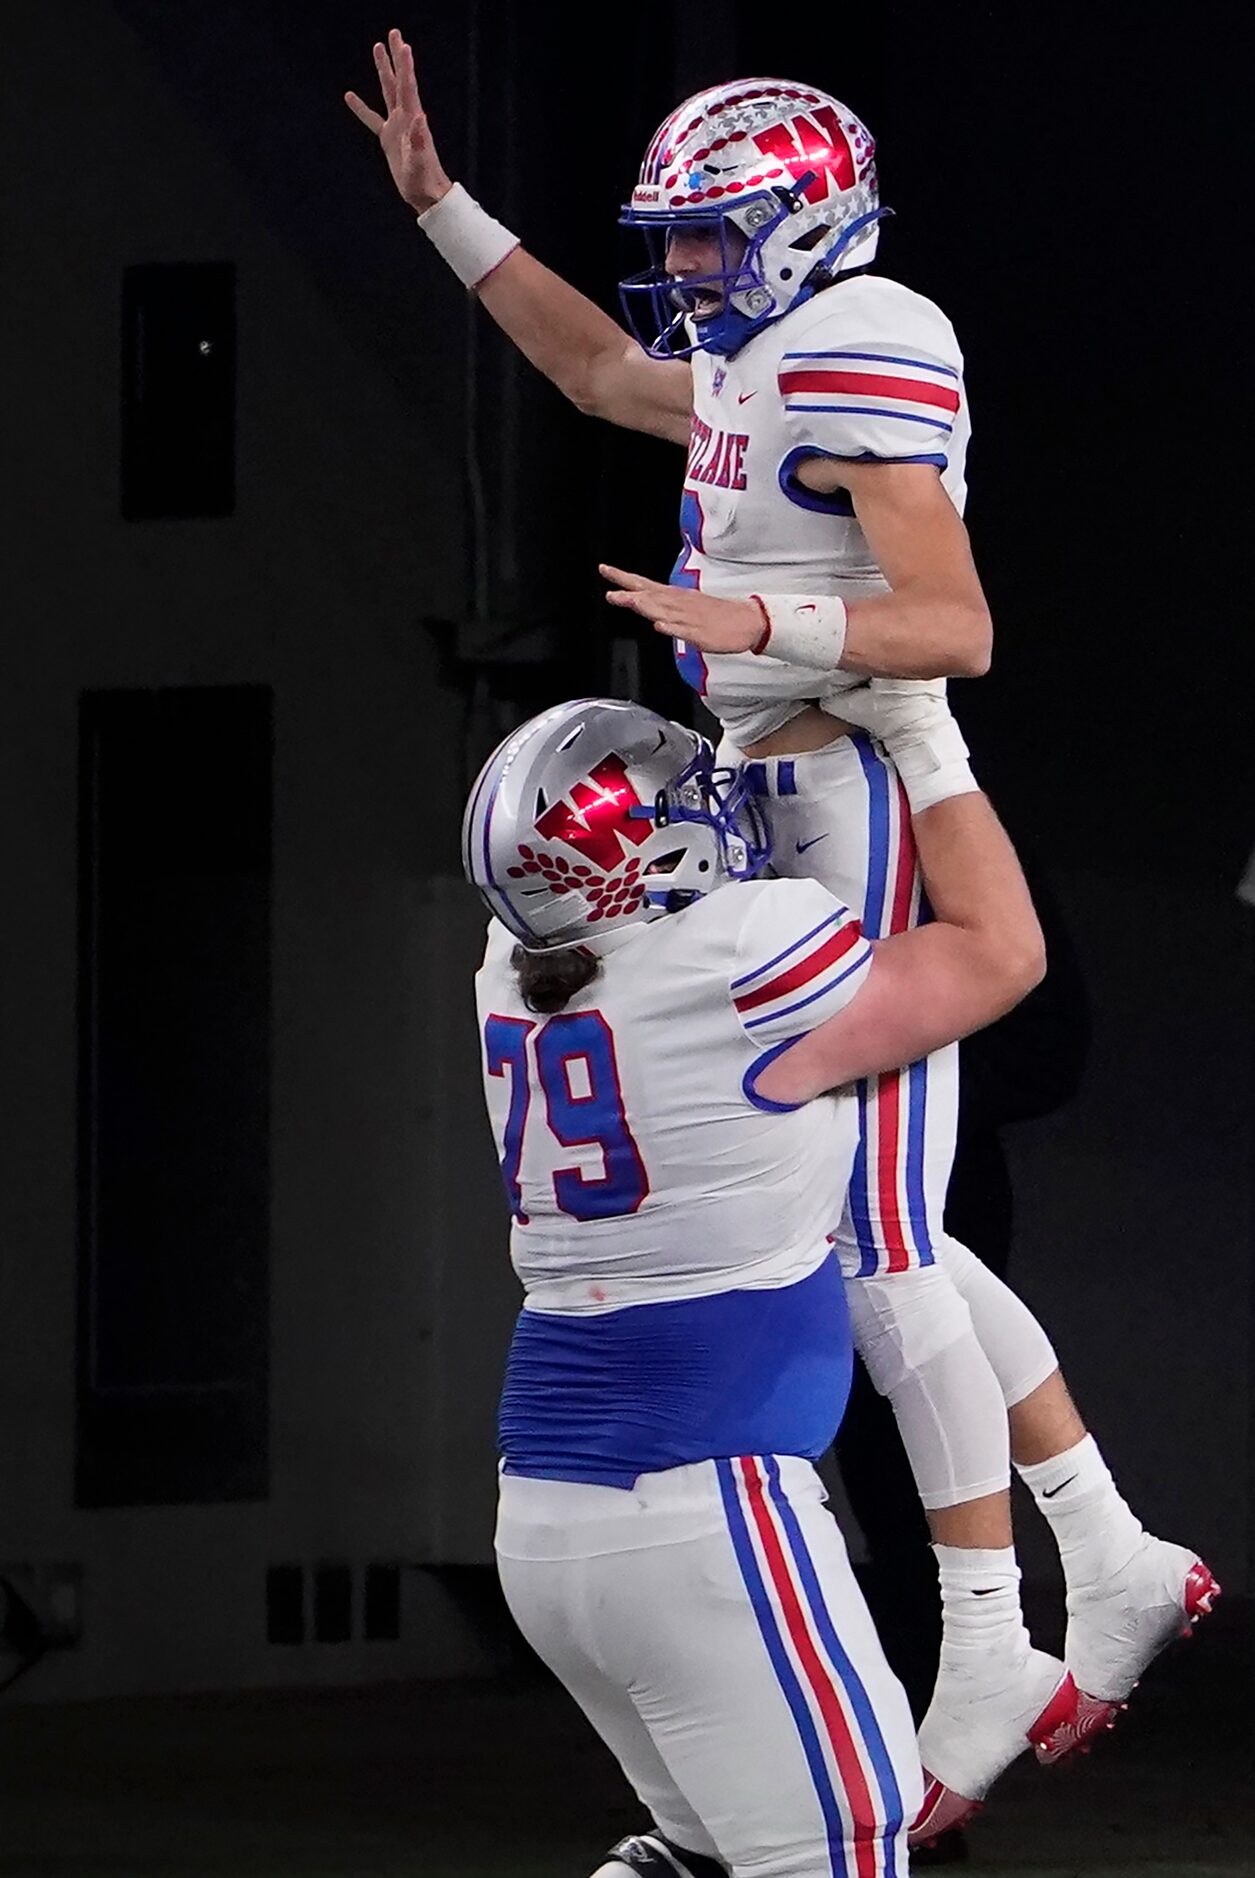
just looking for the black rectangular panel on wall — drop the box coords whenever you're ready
[77,686,272,1506]
[121,262,235,519]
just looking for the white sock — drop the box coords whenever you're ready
[1016,1434,1145,1593]
[933,1545,1032,1684]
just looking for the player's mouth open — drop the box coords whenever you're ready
[672,284,724,316]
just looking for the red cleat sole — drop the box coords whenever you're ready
[910,1774,983,1848]
[1028,1674,1124,1765]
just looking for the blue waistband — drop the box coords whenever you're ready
[742,757,800,799]
[499,1253,851,1490]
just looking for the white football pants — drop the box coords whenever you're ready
[733,734,1059,1507]
[496,1457,921,1877]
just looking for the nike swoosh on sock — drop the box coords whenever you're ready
[1042,1475,1079,1499]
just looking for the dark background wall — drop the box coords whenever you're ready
[0,0,1249,1698]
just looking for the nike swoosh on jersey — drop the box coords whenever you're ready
[737,390,757,404]
[795,834,830,853]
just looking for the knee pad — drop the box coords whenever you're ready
[593,1834,728,1878]
[933,1234,1059,1406]
[845,1265,978,1399]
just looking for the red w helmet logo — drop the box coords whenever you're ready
[534,754,652,872]
[752,104,856,204]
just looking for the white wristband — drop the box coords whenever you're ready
[750,593,848,671]
[415,182,520,289]
[883,712,979,815]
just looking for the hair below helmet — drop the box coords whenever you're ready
[462,698,769,949]
[620,78,885,358]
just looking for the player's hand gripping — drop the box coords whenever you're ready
[838,678,978,815]
[600,564,762,653]
[344,28,453,215]
[834,678,951,743]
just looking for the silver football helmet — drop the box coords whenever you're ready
[620,78,885,357]
[462,697,770,950]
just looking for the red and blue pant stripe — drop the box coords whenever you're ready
[847,735,934,1274]
[716,1454,905,1877]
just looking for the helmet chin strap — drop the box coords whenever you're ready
[694,306,758,356]
[661,887,700,913]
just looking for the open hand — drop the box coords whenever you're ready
[599,564,762,654]
[344,28,453,215]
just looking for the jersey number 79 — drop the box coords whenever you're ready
[484,1011,649,1224]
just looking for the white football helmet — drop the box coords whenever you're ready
[620,77,885,357]
[462,698,770,950]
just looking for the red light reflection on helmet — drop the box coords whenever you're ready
[534,755,652,873]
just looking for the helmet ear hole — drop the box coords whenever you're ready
[788,224,830,253]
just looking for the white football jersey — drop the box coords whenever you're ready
[672,274,969,744]
[474,877,872,1313]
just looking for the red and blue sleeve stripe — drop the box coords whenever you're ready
[734,913,870,1033]
[778,349,960,436]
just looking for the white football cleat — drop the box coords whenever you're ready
[911,1647,1068,1846]
[1029,1539,1220,1764]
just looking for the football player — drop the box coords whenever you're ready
[348,37,1216,1837]
[465,692,1043,1878]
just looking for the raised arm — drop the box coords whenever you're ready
[477,251,691,442]
[345,29,691,445]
